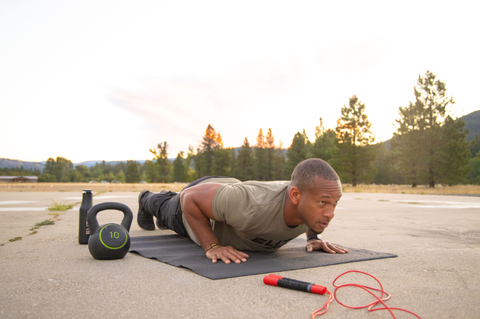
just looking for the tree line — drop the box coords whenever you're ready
[3,70,479,186]
[154,70,477,187]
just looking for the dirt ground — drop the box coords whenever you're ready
[1,190,479,318]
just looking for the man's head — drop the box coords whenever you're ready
[290,158,340,191]
[288,158,342,234]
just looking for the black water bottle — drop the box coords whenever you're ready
[78,189,93,244]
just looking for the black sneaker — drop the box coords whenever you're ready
[137,190,155,231]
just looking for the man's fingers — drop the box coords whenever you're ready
[239,251,250,259]
[220,256,232,264]
[306,243,312,252]
[306,242,317,252]
[334,245,349,253]
[326,243,348,254]
[321,242,336,253]
[208,246,248,264]
[306,240,349,254]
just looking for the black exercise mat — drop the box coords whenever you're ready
[129,234,397,280]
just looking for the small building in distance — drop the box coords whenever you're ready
[0,176,38,183]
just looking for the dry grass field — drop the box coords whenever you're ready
[342,183,480,195]
[0,182,188,193]
[0,182,479,195]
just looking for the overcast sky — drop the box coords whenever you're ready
[1,0,478,163]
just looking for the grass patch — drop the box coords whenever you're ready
[47,200,73,211]
[2,212,61,246]
[48,212,62,218]
[408,202,422,205]
[35,219,55,226]
[378,199,390,202]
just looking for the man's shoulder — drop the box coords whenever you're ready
[199,178,290,189]
[215,180,290,202]
[238,180,290,189]
[198,177,241,185]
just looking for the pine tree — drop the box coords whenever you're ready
[373,143,393,185]
[438,116,471,185]
[173,152,187,182]
[263,128,285,180]
[213,147,231,176]
[265,128,276,180]
[470,134,480,158]
[150,141,171,183]
[185,145,197,182]
[284,130,311,179]
[312,118,339,164]
[254,129,268,180]
[393,70,468,187]
[144,160,160,182]
[74,164,90,182]
[196,124,223,177]
[125,160,140,183]
[335,95,376,186]
[273,148,286,180]
[235,137,255,181]
[468,151,480,184]
[230,148,236,178]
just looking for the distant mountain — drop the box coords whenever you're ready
[0,158,45,170]
[461,110,480,141]
[0,158,150,170]
[75,160,147,167]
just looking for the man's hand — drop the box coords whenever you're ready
[306,239,349,254]
[206,245,249,264]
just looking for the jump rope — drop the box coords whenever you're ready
[263,270,422,318]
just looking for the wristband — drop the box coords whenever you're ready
[205,243,219,252]
[307,233,322,242]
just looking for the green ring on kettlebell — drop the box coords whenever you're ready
[99,224,128,250]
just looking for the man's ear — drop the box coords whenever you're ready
[289,186,302,205]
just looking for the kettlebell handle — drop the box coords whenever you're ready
[87,202,133,234]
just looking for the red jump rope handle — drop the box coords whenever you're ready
[263,274,327,295]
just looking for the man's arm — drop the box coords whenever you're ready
[305,229,349,254]
[180,183,249,264]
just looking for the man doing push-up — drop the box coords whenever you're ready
[137,158,348,264]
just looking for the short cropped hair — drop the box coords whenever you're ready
[290,158,339,191]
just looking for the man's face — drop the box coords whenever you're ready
[296,177,342,234]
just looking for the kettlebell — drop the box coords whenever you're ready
[87,202,133,260]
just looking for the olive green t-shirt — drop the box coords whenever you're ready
[182,178,308,251]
